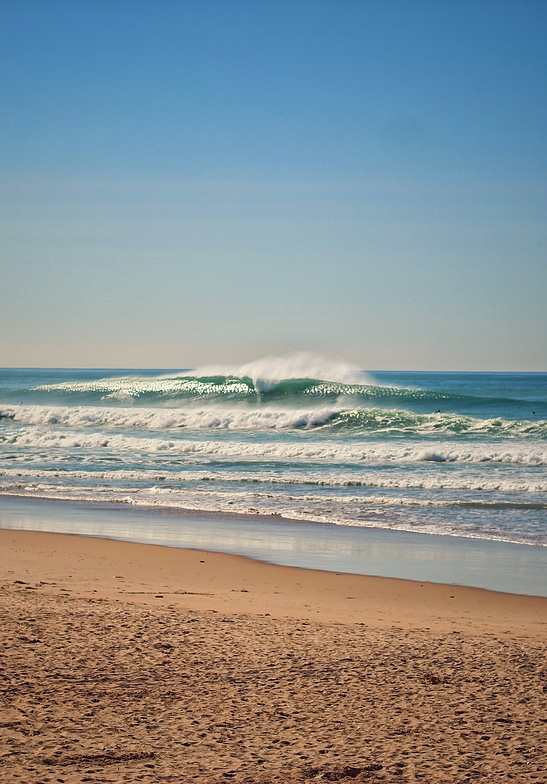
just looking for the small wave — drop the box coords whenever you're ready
[4,426,547,465]
[331,409,547,437]
[1,465,546,494]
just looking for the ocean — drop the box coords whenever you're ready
[0,356,545,555]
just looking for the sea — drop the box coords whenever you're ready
[1,356,546,594]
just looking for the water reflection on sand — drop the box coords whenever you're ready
[1,495,546,597]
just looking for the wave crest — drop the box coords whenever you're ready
[179,352,367,390]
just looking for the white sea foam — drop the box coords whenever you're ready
[0,404,339,431]
[3,424,547,465]
[1,465,546,494]
[1,475,543,510]
[3,403,546,438]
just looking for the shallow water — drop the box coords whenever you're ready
[1,495,546,596]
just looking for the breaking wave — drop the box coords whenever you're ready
[2,403,546,438]
[3,426,547,465]
[26,375,455,405]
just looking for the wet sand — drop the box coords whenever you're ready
[1,529,546,783]
[2,494,546,596]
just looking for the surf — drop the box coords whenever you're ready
[2,403,546,439]
[1,365,546,549]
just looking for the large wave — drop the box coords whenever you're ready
[2,357,545,417]
[2,354,542,422]
[11,373,508,410]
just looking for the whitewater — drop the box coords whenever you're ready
[1,356,546,547]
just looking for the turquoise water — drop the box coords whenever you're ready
[1,357,546,547]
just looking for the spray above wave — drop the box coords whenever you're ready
[181,352,367,389]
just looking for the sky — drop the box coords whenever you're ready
[1,0,546,371]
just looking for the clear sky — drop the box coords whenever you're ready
[1,0,546,370]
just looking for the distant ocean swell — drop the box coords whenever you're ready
[1,360,546,547]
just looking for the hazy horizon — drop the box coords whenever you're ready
[2,355,546,374]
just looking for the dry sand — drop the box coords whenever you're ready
[0,529,546,784]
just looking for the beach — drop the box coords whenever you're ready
[4,0,547,776]
[1,529,546,784]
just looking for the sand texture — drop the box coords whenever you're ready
[0,531,546,784]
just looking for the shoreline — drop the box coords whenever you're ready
[2,489,545,548]
[1,493,547,597]
[1,527,547,631]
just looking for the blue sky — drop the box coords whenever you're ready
[1,0,546,370]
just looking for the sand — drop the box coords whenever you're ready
[0,530,546,784]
